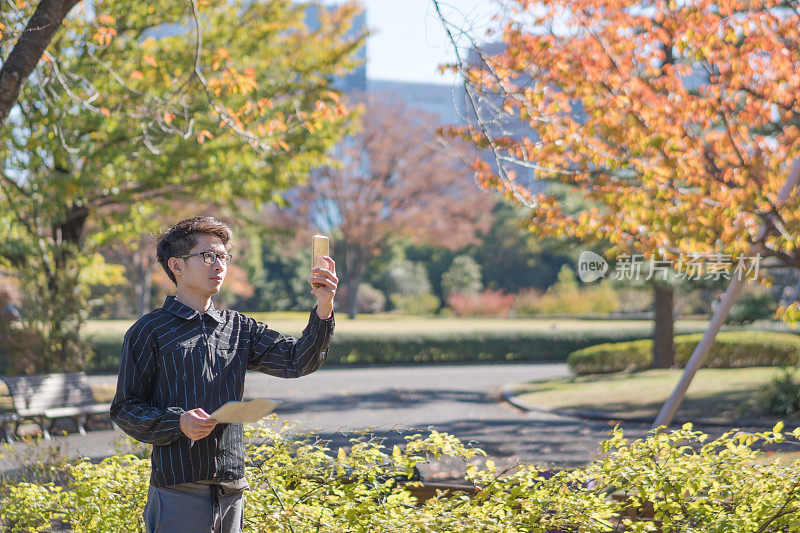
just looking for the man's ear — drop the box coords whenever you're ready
[168,257,183,279]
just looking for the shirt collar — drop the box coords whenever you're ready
[205,302,224,323]
[163,295,224,324]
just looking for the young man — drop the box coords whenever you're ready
[110,216,337,533]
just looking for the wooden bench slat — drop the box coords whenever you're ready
[26,392,95,411]
[1,372,111,440]
[6,373,96,412]
[45,403,110,418]
[42,407,84,417]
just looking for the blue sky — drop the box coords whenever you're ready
[324,0,500,85]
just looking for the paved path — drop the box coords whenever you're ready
[1,364,654,479]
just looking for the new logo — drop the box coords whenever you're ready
[578,251,608,282]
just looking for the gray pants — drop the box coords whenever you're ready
[143,484,245,533]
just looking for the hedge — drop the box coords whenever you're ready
[75,323,716,373]
[326,330,664,366]
[83,329,691,372]
[567,331,800,375]
[3,423,800,531]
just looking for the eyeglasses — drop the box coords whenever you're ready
[178,251,232,266]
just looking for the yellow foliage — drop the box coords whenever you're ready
[78,253,126,286]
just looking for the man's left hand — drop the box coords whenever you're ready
[309,256,337,319]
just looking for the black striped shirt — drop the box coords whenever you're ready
[110,295,334,487]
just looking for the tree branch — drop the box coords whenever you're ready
[432,0,541,207]
[86,174,208,210]
[0,0,82,127]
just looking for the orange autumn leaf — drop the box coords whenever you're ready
[97,14,116,26]
[93,27,117,47]
[443,0,800,275]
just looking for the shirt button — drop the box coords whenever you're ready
[183,375,187,381]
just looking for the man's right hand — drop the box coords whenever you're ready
[180,408,217,440]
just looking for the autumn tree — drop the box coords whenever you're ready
[435,0,800,369]
[287,93,493,318]
[0,0,364,372]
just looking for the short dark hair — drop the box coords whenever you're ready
[156,216,233,285]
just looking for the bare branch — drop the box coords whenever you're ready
[432,0,540,207]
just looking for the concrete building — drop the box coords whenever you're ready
[367,79,465,125]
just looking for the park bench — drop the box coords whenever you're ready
[0,412,19,444]
[0,372,111,441]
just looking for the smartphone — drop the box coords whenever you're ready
[311,234,329,288]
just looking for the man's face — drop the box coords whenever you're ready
[172,234,228,297]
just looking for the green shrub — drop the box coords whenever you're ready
[674,331,800,368]
[568,331,800,375]
[727,286,778,324]
[512,278,620,316]
[441,255,483,298]
[759,368,800,416]
[0,482,69,531]
[0,322,47,376]
[566,339,652,374]
[386,260,432,297]
[355,283,387,314]
[3,423,800,531]
[329,329,656,366]
[89,336,124,372]
[389,293,441,316]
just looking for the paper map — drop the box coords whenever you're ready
[209,398,282,423]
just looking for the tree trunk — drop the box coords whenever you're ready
[345,275,362,320]
[44,209,90,372]
[134,267,153,317]
[338,241,368,320]
[342,259,365,320]
[0,0,82,127]
[653,158,800,428]
[12,209,91,374]
[133,243,153,316]
[653,276,745,428]
[652,282,675,369]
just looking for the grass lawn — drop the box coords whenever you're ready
[511,367,800,424]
